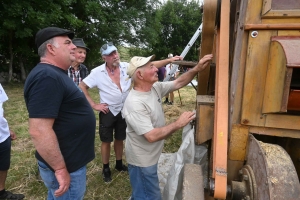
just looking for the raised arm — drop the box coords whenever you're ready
[153,55,183,68]
[173,54,213,90]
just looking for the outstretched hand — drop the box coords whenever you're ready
[169,55,183,62]
[194,54,213,72]
[175,111,196,128]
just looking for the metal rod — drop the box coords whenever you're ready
[177,89,182,106]
[164,24,203,82]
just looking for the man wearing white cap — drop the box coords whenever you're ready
[122,54,213,199]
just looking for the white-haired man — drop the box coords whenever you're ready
[122,54,213,199]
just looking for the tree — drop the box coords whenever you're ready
[146,0,203,61]
[0,0,160,81]
[0,0,83,81]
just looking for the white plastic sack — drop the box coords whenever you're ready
[162,123,195,200]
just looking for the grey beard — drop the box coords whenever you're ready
[112,60,120,67]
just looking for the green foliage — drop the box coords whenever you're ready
[0,0,161,74]
[148,0,202,60]
[0,0,202,78]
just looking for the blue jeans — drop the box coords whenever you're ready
[128,163,161,200]
[38,161,86,200]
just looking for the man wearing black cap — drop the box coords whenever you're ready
[24,27,96,199]
[67,38,90,85]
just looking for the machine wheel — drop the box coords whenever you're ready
[246,134,300,200]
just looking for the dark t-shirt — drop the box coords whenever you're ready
[24,63,96,173]
[157,66,166,82]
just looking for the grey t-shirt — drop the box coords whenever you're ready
[122,81,174,167]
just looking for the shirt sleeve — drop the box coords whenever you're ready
[26,76,63,118]
[0,84,8,103]
[82,68,98,88]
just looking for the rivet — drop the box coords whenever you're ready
[251,31,258,38]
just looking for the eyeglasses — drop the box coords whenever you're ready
[101,42,114,51]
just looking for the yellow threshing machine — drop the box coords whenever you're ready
[183,0,300,199]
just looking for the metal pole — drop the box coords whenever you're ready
[164,23,203,82]
[177,89,182,106]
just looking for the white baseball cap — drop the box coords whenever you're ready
[127,55,156,78]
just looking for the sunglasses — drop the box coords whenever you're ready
[101,42,114,51]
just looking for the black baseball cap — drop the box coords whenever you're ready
[35,27,74,48]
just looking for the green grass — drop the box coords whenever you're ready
[2,82,197,200]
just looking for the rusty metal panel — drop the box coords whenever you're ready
[270,0,300,10]
[288,90,300,111]
[271,36,300,68]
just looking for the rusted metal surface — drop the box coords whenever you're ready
[231,164,257,200]
[247,134,300,200]
[288,89,300,111]
[244,23,300,30]
[270,0,300,10]
[271,36,300,68]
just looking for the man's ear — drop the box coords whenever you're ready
[137,70,143,79]
[46,43,55,55]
